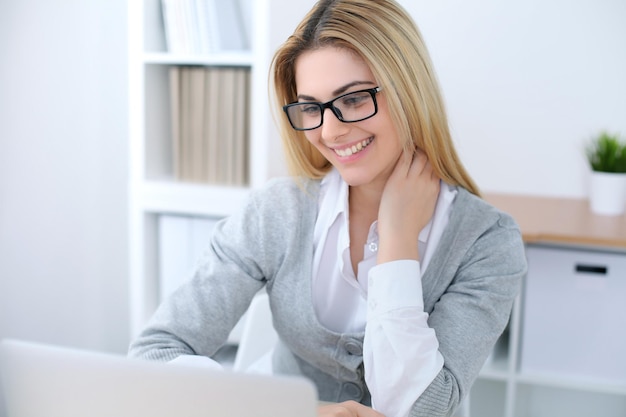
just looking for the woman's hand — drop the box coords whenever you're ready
[377,150,440,264]
[318,401,386,417]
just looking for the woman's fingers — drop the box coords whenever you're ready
[377,150,440,263]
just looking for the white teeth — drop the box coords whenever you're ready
[334,137,373,157]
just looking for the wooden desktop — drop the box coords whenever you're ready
[484,193,626,249]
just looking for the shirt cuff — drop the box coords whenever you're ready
[367,260,424,319]
[168,354,224,371]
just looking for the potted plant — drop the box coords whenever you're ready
[585,131,626,215]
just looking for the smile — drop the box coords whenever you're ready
[333,137,373,157]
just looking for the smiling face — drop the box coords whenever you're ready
[294,46,403,191]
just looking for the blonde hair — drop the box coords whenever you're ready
[271,0,480,196]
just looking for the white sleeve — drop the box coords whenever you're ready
[364,260,444,417]
[168,354,224,371]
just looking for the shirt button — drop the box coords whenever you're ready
[345,340,363,356]
[368,242,378,252]
[340,382,363,400]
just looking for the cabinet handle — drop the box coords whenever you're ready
[574,264,608,275]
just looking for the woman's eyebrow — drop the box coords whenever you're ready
[332,80,376,96]
[296,80,376,102]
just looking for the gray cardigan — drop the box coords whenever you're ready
[129,177,527,417]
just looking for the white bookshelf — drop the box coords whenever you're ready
[127,0,317,337]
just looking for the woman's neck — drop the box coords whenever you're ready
[348,183,383,225]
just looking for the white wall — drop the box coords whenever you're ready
[402,0,626,198]
[267,0,626,198]
[0,0,129,357]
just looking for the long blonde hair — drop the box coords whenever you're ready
[271,0,480,195]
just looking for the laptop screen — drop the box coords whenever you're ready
[0,339,317,417]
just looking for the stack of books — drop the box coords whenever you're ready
[169,66,250,186]
[160,0,249,54]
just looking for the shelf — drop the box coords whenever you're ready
[513,382,626,417]
[516,371,626,396]
[479,358,510,381]
[134,180,250,217]
[470,379,507,417]
[143,51,253,66]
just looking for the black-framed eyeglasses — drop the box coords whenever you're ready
[283,87,382,131]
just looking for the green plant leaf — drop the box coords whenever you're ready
[585,132,626,173]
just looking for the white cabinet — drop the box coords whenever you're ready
[522,246,626,383]
[472,243,626,417]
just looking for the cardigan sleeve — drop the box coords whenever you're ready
[128,177,316,362]
[127,191,271,361]
[408,211,526,417]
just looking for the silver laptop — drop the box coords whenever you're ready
[0,339,317,417]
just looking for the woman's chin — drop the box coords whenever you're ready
[336,170,384,189]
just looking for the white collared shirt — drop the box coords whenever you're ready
[312,168,457,417]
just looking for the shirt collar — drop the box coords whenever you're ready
[320,168,348,224]
[320,169,456,245]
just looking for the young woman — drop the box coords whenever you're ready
[129,1,527,416]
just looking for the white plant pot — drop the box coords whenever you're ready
[589,171,626,216]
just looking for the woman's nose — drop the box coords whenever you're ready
[320,107,349,142]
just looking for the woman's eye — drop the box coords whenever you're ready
[301,105,320,115]
[341,94,367,107]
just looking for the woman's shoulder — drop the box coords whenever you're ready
[453,187,520,231]
[218,177,321,247]
[260,175,320,192]
[248,176,321,212]
[443,186,527,277]
[446,187,525,261]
